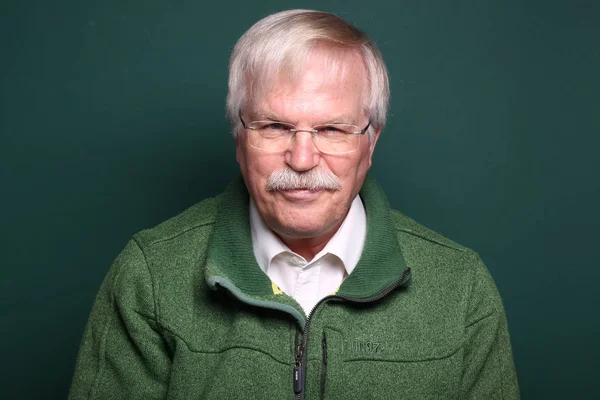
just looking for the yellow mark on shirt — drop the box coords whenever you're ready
[271,281,283,295]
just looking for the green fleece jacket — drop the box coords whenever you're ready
[69,177,519,399]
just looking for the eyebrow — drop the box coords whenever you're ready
[322,115,357,125]
[249,108,358,125]
[251,112,284,122]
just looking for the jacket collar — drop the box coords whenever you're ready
[337,178,409,298]
[204,176,409,313]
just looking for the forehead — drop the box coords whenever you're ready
[249,49,368,120]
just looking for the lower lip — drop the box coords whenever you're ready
[278,189,323,200]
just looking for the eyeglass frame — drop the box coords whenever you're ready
[238,111,371,154]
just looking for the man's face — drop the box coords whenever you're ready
[236,51,379,242]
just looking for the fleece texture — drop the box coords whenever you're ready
[69,176,519,399]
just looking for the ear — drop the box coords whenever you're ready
[235,132,243,164]
[367,128,381,167]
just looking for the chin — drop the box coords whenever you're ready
[276,221,328,239]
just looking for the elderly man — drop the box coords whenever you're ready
[70,9,519,399]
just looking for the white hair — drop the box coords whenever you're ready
[226,9,390,140]
[266,167,342,191]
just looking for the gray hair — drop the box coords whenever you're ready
[226,9,390,140]
[266,167,342,192]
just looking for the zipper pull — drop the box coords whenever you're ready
[294,344,304,394]
[293,362,303,394]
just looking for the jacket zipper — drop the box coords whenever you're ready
[293,266,411,400]
[320,333,327,399]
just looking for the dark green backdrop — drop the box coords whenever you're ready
[2,0,598,398]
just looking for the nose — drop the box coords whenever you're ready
[284,131,321,172]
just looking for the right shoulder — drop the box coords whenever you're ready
[133,194,222,250]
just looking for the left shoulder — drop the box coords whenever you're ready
[389,208,498,292]
[390,209,472,254]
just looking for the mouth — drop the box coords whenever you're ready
[278,188,323,200]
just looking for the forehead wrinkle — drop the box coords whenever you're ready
[261,83,363,123]
[253,98,360,125]
[252,92,366,125]
[247,103,275,120]
[247,104,290,122]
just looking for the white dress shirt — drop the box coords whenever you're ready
[249,196,367,315]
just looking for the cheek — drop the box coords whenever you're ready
[240,151,284,190]
[331,150,373,197]
[248,154,278,176]
[327,152,370,181]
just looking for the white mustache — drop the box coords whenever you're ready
[266,167,342,191]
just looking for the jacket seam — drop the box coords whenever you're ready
[395,227,469,253]
[87,258,127,399]
[466,307,498,328]
[499,317,505,399]
[462,252,504,398]
[160,325,289,366]
[140,220,216,248]
[132,236,162,325]
[342,344,462,363]
[465,252,501,325]
[464,254,477,329]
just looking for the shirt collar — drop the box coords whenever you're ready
[249,195,367,276]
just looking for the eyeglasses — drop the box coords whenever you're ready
[239,112,370,155]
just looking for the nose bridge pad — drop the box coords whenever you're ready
[290,130,317,152]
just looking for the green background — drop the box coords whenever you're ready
[1,0,598,398]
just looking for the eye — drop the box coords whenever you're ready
[315,125,349,135]
[254,122,294,139]
[322,125,343,132]
[264,122,291,131]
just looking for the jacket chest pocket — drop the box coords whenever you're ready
[163,318,296,399]
[166,341,293,399]
[320,328,463,400]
